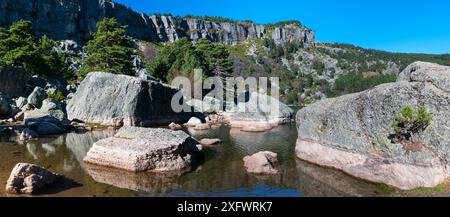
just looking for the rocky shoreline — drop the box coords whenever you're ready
[295,61,450,190]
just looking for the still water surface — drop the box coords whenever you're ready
[0,122,399,197]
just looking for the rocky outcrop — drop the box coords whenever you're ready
[295,61,450,190]
[243,151,278,174]
[67,72,190,127]
[83,126,202,172]
[0,0,314,47]
[224,92,294,132]
[5,163,61,194]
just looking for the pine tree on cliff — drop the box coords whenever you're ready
[79,18,135,79]
[0,21,71,77]
[0,21,41,72]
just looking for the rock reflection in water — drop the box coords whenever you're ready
[295,159,378,196]
[86,164,184,194]
[0,122,387,197]
[65,130,115,165]
[228,124,297,157]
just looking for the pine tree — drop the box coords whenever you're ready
[79,18,135,79]
[0,21,41,73]
[0,27,8,68]
[0,21,70,77]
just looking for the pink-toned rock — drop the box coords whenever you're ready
[84,126,202,172]
[243,151,278,174]
[168,122,182,130]
[240,122,274,132]
[199,138,221,146]
[5,163,61,194]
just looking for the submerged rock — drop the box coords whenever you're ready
[67,72,190,127]
[83,126,202,172]
[243,151,278,174]
[5,163,61,194]
[295,61,450,190]
[199,138,222,146]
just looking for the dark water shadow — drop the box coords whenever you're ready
[32,177,83,196]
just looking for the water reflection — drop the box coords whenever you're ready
[0,124,383,197]
[64,131,116,166]
[295,159,378,197]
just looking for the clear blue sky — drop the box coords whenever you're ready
[115,0,450,54]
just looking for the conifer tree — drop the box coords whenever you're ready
[79,18,135,78]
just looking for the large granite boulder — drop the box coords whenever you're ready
[223,92,294,132]
[0,67,30,98]
[83,126,202,172]
[27,87,48,108]
[5,163,61,194]
[295,61,450,190]
[67,72,190,127]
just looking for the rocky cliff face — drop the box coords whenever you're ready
[0,0,314,47]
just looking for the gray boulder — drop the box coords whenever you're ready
[15,97,27,110]
[295,61,450,190]
[5,163,61,194]
[27,87,48,108]
[24,110,66,135]
[35,122,65,135]
[224,92,294,132]
[40,98,66,121]
[40,98,61,112]
[67,72,190,127]
[0,67,30,98]
[83,126,202,172]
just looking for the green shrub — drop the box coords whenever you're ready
[391,106,432,142]
[286,92,298,104]
[147,38,232,82]
[47,90,66,102]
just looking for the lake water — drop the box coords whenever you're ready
[1,122,402,197]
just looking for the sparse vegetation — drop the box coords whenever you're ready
[391,106,433,142]
[330,72,396,96]
[48,90,66,101]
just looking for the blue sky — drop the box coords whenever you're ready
[115,0,450,54]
